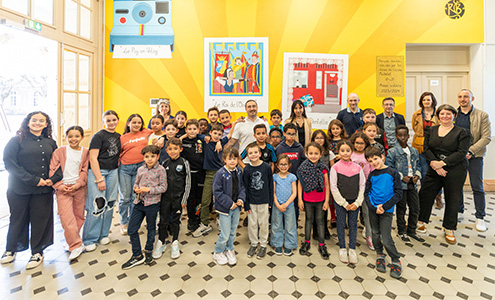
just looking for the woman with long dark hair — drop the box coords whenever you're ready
[284,100,312,148]
[1,111,62,269]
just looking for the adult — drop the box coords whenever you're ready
[411,92,441,208]
[227,99,269,163]
[455,89,491,232]
[336,93,363,136]
[1,111,62,269]
[417,104,470,245]
[147,98,173,129]
[284,99,312,148]
[376,97,406,148]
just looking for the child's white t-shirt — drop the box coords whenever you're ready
[63,146,83,184]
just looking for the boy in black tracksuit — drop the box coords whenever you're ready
[181,119,205,232]
[153,138,191,260]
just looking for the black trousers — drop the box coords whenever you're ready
[304,201,324,244]
[396,182,420,235]
[187,170,205,231]
[418,163,467,230]
[158,197,182,243]
[6,191,54,254]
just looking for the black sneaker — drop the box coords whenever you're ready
[330,221,337,229]
[325,229,331,240]
[274,247,283,255]
[122,255,145,269]
[390,261,402,279]
[408,233,425,243]
[243,217,248,227]
[398,234,410,242]
[144,251,153,265]
[256,247,266,259]
[376,255,386,273]
[318,245,329,260]
[247,246,258,258]
[299,242,310,256]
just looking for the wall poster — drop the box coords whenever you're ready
[282,53,349,129]
[204,37,269,112]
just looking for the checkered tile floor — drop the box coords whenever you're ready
[0,192,494,299]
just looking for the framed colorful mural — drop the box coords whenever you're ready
[204,37,269,112]
[282,53,349,129]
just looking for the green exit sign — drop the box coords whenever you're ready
[24,19,42,32]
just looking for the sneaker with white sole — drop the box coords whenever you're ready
[192,223,212,238]
[366,236,375,250]
[26,253,43,270]
[475,219,487,232]
[348,249,358,264]
[213,252,228,265]
[121,255,145,269]
[444,229,456,244]
[120,224,128,235]
[1,251,16,264]
[339,249,348,263]
[85,243,96,252]
[152,240,167,259]
[171,240,180,259]
[225,250,237,265]
[68,245,85,261]
[458,212,464,222]
[416,222,427,234]
[99,237,110,245]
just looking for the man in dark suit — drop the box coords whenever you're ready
[376,97,405,148]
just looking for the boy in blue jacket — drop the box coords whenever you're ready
[365,147,403,279]
[212,148,245,266]
[385,125,425,243]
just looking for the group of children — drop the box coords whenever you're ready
[2,100,428,280]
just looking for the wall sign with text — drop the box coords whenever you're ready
[376,56,404,97]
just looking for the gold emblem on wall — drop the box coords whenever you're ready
[445,0,465,19]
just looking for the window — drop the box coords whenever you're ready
[33,91,39,106]
[10,91,17,106]
[2,0,54,25]
[65,0,92,40]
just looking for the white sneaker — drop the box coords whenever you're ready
[85,243,96,252]
[362,228,366,239]
[120,224,128,235]
[458,212,464,222]
[171,240,180,259]
[152,240,166,259]
[99,237,110,245]
[68,245,85,261]
[1,251,16,264]
[213,252,228,265]
[192,223,212,238]
[475,219,487,232]
[26,253,43,270]
[339,249,348,263]
[225,250,237,265]
[348,249,358,264]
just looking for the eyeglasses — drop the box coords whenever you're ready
[278,163,289,167]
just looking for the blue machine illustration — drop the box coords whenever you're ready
[110,0,175,52]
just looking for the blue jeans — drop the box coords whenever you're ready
[459,157,485,219]
[214,207,241,253]
[82,169,118,246]
[270,205,298,250]
[335,203,359,249]
[128,202,160,257]
[118,162,143,225]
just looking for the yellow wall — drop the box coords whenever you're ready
[104,0,484,133]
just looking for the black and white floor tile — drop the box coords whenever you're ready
[0,193,494,299]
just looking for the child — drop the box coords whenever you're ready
[198,118,209,135]
[122,145,167,269]
[153,138,191,260]
[361,108,388,152]
[83,110,121,252]
[269,127,283,149]
[271,154,298,256]
[158,119,179,164]
[49,126,89,261]
[193,124,229,237]
[243,143,274,259]
[363,122,385,155]
[310,130,335,240]
[181,119,206,233]
[119,114,153,235]
[330,140,365,264]
[219,109,233,138]
[365,147,403,279]
[297,142,330,260]
[385,125,425,243]
[350,132,374,250]
[241,124,276,167]
[275,123,305,175]
[175,111,187,137]
[149,114,165,145]
[270,109,284,131]
[212,148,245,265]
[327,119,348,156]
[207,106,221,132]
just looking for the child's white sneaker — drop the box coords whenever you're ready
[152,240,166,259]
[213,252,228,265]
[225,250,237,265]
[171,240,180,259]
[348,249,358,264]
[339,248,348,263]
